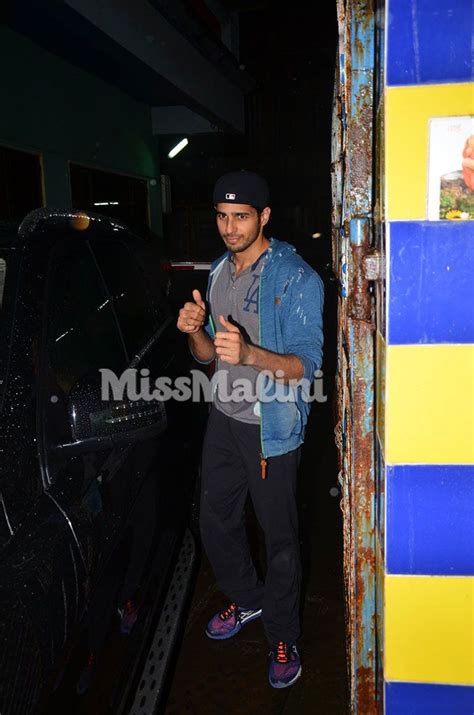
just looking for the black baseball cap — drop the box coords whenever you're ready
[213,170,270,209]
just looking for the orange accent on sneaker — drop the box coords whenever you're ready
[275,641,290,664]
[218,602,238,621]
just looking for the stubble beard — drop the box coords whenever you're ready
[224,223,261,254]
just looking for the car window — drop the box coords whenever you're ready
[46,242,127,397]
[0,252,17,417]
[0,257,7,413]
[0,258,5,310]
[91,241,166,359]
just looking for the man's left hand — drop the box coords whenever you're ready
[214,315,253,365]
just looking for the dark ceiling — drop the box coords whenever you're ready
[4,0,255,132]
[4,0,339,262]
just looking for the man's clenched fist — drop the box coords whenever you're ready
[177,289,207,334]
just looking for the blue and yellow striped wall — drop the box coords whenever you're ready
[378,1,474,711]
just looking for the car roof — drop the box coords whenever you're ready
[16,208,138,243]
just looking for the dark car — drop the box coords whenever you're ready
[0,209,201,714]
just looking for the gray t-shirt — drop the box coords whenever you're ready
[211,250,268,424]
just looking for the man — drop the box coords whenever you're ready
[177,170,324,689]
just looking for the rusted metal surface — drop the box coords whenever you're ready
[331,69,343,279]
[347,85,373,214]
[350,316,376,714]
[333,1,381,713]
[349,220,372,322]
[363,249,383,282]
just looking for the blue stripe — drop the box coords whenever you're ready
[386,465,474,576]
[385,681,474,714]
[376,437,385,542]
[389,221,474,345]
[387,0,473,85]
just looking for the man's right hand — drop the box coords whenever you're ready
[177,289,207,334]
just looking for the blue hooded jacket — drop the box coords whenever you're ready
[201,238,324,458]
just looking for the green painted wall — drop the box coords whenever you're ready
[0,26,162,238]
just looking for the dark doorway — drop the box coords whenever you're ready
[70,163,150,239]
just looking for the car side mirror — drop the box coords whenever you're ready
[54,371,167,455]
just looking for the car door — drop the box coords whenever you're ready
[89,238,194,536]
[40,237,132,589]
[35,229,180,710]
[0,235,131,712]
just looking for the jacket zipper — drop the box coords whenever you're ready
[212,252,268,478]
[207,257,227,339]
[258,261,267,478]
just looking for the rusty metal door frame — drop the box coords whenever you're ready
[332,2,380,713]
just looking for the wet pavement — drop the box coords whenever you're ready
[162,403,349,715]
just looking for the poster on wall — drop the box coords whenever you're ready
[427,115,474,221]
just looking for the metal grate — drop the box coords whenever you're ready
[129,529,196,715]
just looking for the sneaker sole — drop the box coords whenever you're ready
[269,665,302,689]
[205,609,262,640]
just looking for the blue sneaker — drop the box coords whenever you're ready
[118,599,139,635]
[205,602,262,640]
[76,652,97,695]
[268,641,302,688]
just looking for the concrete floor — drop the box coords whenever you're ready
[162,403,349,715]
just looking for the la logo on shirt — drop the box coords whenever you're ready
[243,274,260,314]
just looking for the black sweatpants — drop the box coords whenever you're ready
[200,406,301,646]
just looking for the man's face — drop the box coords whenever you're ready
[215,203,263,253]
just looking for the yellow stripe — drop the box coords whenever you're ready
[385,83,474,220]
[375,531,385,664]
[385,575,474,685]
[385,344,474,464]
[376,330,386,452]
